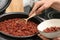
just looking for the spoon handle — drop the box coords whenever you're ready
[28,12,36,20]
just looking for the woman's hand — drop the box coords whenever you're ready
[53,37,60,40]
[38,34,60,40]
[38,34,49,40]
[29,0,60,16]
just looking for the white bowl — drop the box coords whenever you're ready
[37,19,60,38]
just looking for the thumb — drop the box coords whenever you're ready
[53,37,60,40]
[38,34,49,40]
[57,37,60,40]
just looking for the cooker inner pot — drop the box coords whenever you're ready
[0,0,8,9]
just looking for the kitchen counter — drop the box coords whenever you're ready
[6,0,24,13]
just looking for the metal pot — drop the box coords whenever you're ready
[0,12,41,38]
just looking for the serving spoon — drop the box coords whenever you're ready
[24,12,36,23]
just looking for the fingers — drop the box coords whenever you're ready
[29,1,44,16]
[29,0,54,17]
[38,34,49,40]
[36,1,53,14]
[32,1,44,12]
[53,37,60,40]
[57,37,60,40]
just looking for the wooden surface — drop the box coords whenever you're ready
[6,0,24,13]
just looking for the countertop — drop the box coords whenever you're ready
[6,0,24,13]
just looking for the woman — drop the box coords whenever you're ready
[29,0,60,40]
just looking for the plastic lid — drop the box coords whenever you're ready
[0,0,11,12]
